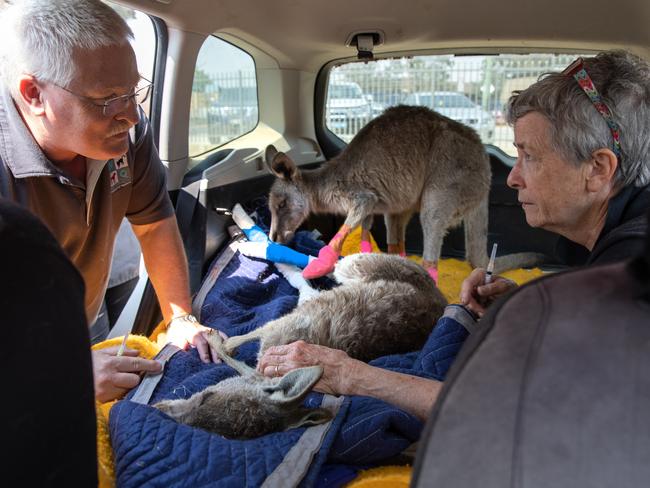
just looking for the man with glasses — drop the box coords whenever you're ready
[0,0,219,403]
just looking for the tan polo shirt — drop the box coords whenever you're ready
[0,87,174,324]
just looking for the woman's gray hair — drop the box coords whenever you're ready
[507,50,650,187]
[0,0,133,92]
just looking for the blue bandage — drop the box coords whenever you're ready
[243,225,269,243]
[266,242,310,268]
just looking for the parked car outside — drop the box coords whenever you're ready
[325,81,373,135]
[207,85,258,145]
[403,91,495,143]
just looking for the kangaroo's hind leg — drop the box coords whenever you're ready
[385,211,412,256]
[420,187,461,284]
[222,327,267,356]
[225,315,313,362]
[303,192,378,279]
[360,215,374,253]
[463,195,489,268]
[223,318,293,360]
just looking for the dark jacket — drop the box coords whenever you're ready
[556,184,650,265]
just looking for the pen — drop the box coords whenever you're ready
[485,243,498,284]
[117,333,129,357]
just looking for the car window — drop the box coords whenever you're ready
[325,53,585,155]
[188,36,259,158]
[104,1,155,116]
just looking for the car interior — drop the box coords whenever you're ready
[3,0,632,485]
[104,0,649,331]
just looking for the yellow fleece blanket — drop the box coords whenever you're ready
[346,465,413,487]
[93,334,161,488]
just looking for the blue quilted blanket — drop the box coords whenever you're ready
[109,231,470,487]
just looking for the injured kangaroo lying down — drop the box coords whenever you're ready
[224,252,448,362]
[154,331,332,439]
[155,253,446,438]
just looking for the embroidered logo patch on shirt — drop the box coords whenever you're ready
[108,156,131,192]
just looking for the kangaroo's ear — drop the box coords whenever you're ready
[264,366,323,403]
[266,148,298,181]
[284,407,333,430]
[265,144,279,164]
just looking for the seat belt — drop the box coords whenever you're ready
[192,225,246,319]
[130,343,182,405]
[175,179,206,295]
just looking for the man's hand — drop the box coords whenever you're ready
[91,346,163,403]
[166,316,227,364]
[459,267,518,317]
[257,340,357,395]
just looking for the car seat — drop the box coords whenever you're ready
[412,214,650,487]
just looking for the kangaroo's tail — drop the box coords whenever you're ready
[464,194,545,273]
[493,252,545,274]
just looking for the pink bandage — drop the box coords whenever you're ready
[302,245,339,279]
[360,241,373,253]
[427,267,439,284]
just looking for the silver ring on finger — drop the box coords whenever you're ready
[275,364,279,376]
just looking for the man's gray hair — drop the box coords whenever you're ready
[0,0,133,92]
[506,50,650,187]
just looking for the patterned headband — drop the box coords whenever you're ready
[563,57,622,159]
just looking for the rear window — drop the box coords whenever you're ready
[325,53,586,156]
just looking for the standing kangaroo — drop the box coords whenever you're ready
[266,105,539,281]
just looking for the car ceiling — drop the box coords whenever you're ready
[118,0,649,70]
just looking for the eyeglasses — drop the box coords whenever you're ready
[49,77,152,117]
[563,58,622,159]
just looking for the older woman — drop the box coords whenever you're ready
[258,50,650,419]
[462,49,650,315]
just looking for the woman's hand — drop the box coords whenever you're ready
[258,340,356,395]
[459,267,518,317]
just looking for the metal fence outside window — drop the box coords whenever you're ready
[189,71,259,154]
[325,53,581,156]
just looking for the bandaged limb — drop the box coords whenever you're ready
[232,204,271,243]
[232,204,318,302]
[422,258,439,285]
[387,242,407,257]
[360,227,373,253]
[232,204,316,268]
[302,224,351,279]
[237,241,314,269]
[385,211,410,257]
[303,194,378,279]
